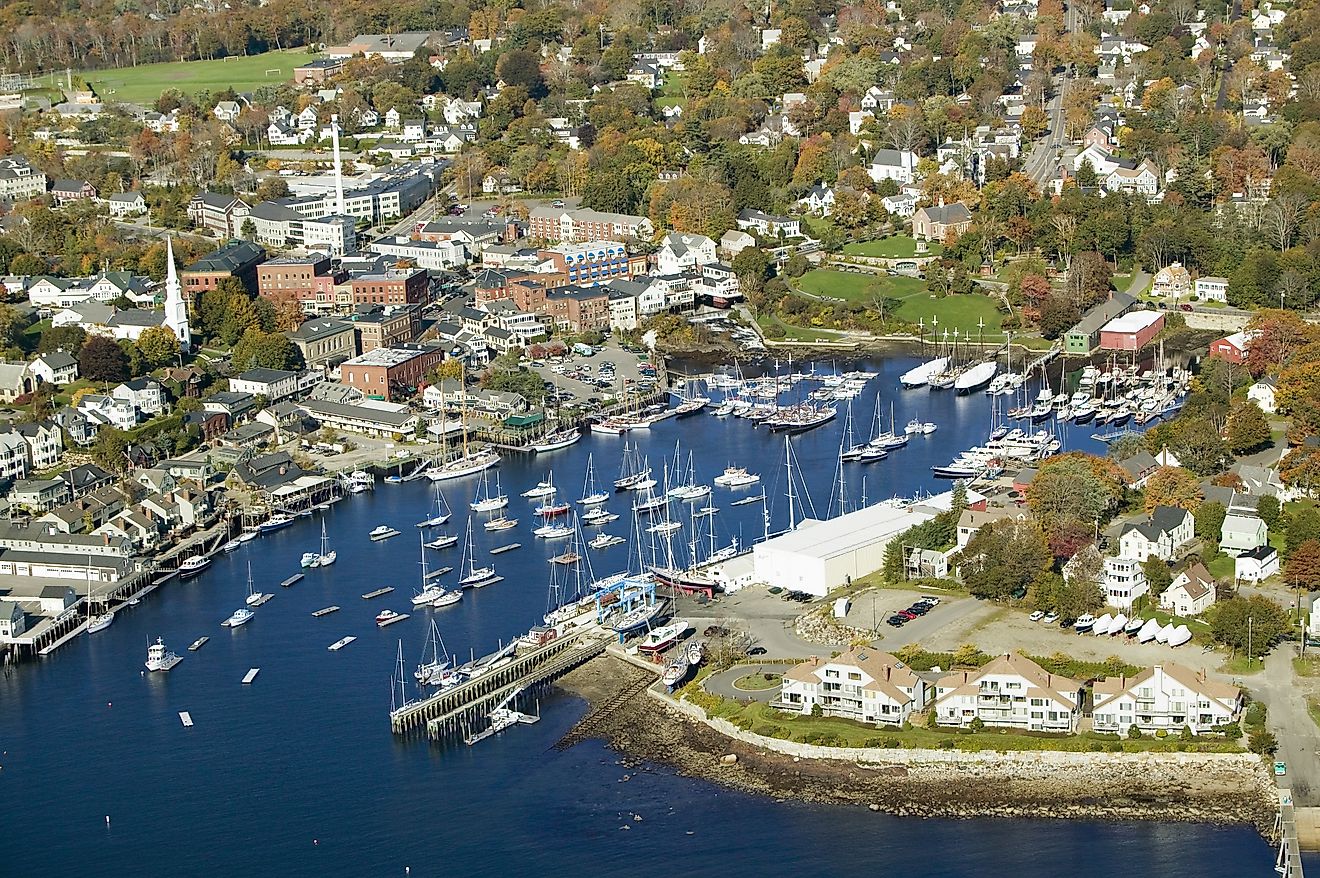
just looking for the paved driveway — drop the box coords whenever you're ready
[704,663,791,703]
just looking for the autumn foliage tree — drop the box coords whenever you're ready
[1225,400,1272,455]
[79,335,129,382]
[1142,466,1202,514]
[1285,540,1320,590]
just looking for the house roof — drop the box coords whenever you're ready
[917,202,973,224]
[185,241,265,274]
[936,653,1081,708]
[1122,505,1190,543]
[1070,291,1137,337]
[1173,562,1215,600]
[234,368,296,385]
[1092,663,1240,712]
[107,309,162,328]
[784,648,920,704]
[35,351,76,370]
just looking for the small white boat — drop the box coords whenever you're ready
[1073,614,1096,633]
[1155,623,1176,644]
[243,562,261,607]
[1092,613,1114,636]
[177,556,211,579]
[521,475,557,499]
[375,609,407,627]
[300,551,320,568]
[646,520,681,536]
[226,607,254,628]
[369,526,400,542]
[237,529,258,543]
[483,517,517,532]
[1137,618,1162,643]
[87,611,114,633]
[533,523,573,539]
[1168,624,1192,647]
[588,533,625,549]
[221,539,241,553]
[426,534,459,549]
[713,466,759,487]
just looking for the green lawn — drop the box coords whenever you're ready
[82,50,309,104]
[1205,552,1235,581]
[655,72,689,109]
[796,269,925,303]
[893,290,1005,337]
[842,236,942,259]
[755,312,846,342]
[700,698,1241,753]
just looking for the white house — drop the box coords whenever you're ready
[1195,276,1228,303]
[796,182,835,216]
[229,368,300,403]
[77,394,138,430]
[776,648,929,727]
[655,232,717,275]
[1101,555,1149,611]
[735,208,800,239]
[934,653,1083,732]
[1220,512,1268,557]
[881,193,917,218]
[1235,545,1279,582]
[107,192,147,218]
[213,100,241,122]
[1247,377,1276,414]
[30,351,78,386]
[1118,506,1194,562]
[1159,562,1217,617]
[111,378,165,417]
[1093,664,1242,736]
[867,148,919,185]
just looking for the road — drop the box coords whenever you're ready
[1252,649,1320,805]
[1022,1,1079,187]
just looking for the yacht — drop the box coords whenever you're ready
[243,562,261,607]
[300,551,320,568]
[532,429,582,453]
[899,357,949,388]
[226,607,254,627]
[458,518,498,587]
[426,534,459,549]
[713,466,759,487]
[87,609,114,633]
[310,522,336,567]
[369,525,400,542]
[483,516,518,532]
[521,475,558,499]
[470,470,508,512]
[258,513,295,534]
[177,555,211,579]
[221,539,241,553]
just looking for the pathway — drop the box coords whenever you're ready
[704,663,791,703]
[1252,648,1320,806]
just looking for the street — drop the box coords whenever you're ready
[1022,0,1078,187]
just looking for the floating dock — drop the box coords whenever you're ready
[490,544,520,555]
[242,668,260,684]
[377,612,410,628]
[329,636,356,651]
[362,587,395,600]
[179,711,193,728]
[312,606,340,617]
[281,574,304,588]
[188,637,209,651]
[249,593,273,607]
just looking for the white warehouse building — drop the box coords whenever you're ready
[751,503,935,597]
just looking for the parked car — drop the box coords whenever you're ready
[886,615,909,627]
[1043,612,1059,624]
[747,646,767,656]
[897,609,918,621]
[917,596,942,606]
[1029,610,1045,622]
[905,604,930,616]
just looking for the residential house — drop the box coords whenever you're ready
[912,201,973,242]
[106,192,147,218]
[213,100,242,122]
[0,155,49,201]
[1105,159,1160,198]
[229,368,300,402]
[50,179,97,205]
[12,421,63,471]
[1195,276,1228,303]
[796,183,836,216]
[30,351,78,386]
[867,148,919,185]
[955,508,1028,551]
[881,193,917,218]
[776,648,929,727]
[0,362,36,401]
[735,208,800,239]
[1209,330,1253,365]
[10,477,71,511]
[933,653,1084,732]
[1118,505,1194,562]
[654,232,717,275]
[78,393,138,430]
[1247,377,1276,414]
[202,391,259,423]
[1220,512,1268,557]
[111,378,166,418]
[1092,664,1242,736]
[1100,555,1149,611]
[1159,562,1217,617]
[0,431,29,480]
[1151,262,1192,297]
[1235,545,1279,582]
[719,230,755,257]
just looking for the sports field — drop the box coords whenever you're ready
[81,50,308,105]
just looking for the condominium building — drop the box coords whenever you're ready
[1092,664,1243,736]
[777,649,929,727]
[934,653,1083,733]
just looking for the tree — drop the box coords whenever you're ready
[1288,508,1320,555]
[1055,574,1106,622]
[230,328,304,372]
[1226,401,1272,455]
[1209,594,1290,657]
[79,335,129,382]
[1142,466,1201,513]
[1257,495,1281,530]
[136,325,180,368]
[1194,500,1227,553]
[953,519,1054,601]
[1142,557,1173,597]
[1285,540,1320,590]
[91,427,130,474]
[1026,453,1124,550]
[37,325,86,354]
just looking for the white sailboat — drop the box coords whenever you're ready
[469,468,508,512]
[414,618,451,683]
[243,561,261,607]
[416,485,452,528]
[310,522,336,567]
[457,517,498,588]
[410,533,457,607]
[425,362,501,482]
[577,454,609,506]
[521,471,557,499]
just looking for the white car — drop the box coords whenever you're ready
[1029,610,1044,622]
[1043,612,1059,624]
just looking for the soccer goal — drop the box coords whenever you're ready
[265,68,283,77]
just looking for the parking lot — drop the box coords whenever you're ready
[526,340,661,407]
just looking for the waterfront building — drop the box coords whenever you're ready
[298,397,419,438]
[1099,310,1164,352]
[933,653,1083,732]
[229,368,300,403]
[751,502,936,598]
[776,648,929,726]
[1092,664,1242,736]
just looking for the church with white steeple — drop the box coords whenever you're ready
[162,236,191,352]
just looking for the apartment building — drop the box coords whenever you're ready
[777,648,929,727]
[1092,664,1243,736]
[934,653,1083,732]
[527,206,654,243]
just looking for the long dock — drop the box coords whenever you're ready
[389,629,608,736]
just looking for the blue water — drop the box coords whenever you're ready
[0,356,1287,875]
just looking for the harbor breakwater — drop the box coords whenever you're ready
[557,656,1278,831]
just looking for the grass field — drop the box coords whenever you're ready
[796,269,925,303]
[655,72,689,109]
[756,313,845,342]
[842,236,942,259]
[82,50,309,104]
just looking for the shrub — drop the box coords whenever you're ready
[811,703,823,718]
[884,737,902,748]
[1107,741,1123,752]
[1249,729,1278,756]
[1088,740,1105,752]
[1181,726,1194,741]
[925,710,939,729]
[1155,729,1168,738]
[969,717,985,732]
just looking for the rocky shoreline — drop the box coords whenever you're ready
[555,656,1278,832]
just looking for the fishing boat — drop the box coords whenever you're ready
[258,512,295,534]
[483,516,518,532]
[369,525,400,542]
[225,606,254,628]
[457,518,498,588]
[1073,614,1096,633]
[177,555,211,579]
[904,418,937,435]
[578,454,610,506]
[300,551,319,568]
[470,469,508,512]
[713,466,759,487]
[532,428,581,453]
[375,609,406,627]
[243,562,261,607]
[416,486,452,528]
[144,637,182,672]
[899,356,950,388]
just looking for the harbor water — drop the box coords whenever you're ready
[0,355,1294,875]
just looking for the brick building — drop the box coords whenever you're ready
[182,240,266,302]
[545,286,610,333]
[349,268,429,307]
[257,253,344,314]
[339,343,445,401]
[346,305,418,353]
[527,207,653,243]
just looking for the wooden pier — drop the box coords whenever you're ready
[389,629,609,737]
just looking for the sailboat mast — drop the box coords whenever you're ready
[784,436,796,531]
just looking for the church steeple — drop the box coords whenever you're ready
[162,236,191,352]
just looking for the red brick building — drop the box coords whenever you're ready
[346,305,418,353]
[257,254,344,313]
[182,240,266,302]
[545,286,610,333]
[349,268,429,307]
[338,343,445,402]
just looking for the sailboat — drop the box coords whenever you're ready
[414,619,451,683]
[416,485,452,528]
[521,471,558,499]
[310,522,337,567]
[868,399,909,450]
[426,363,501,481]
[469,468,508,512]
[411,533,459,607]
[225,563,256,627]
[613,443,652,491]
[457,517,498,588]
[578,454,610,506]
[243,561,261,607]
[86,580,114,633]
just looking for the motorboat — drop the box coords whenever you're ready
[1073,614,1096,633]
[533,523,573,539]
[904,419,936,435]
[369,525,400,542]
[426,534,459,549]
[144,637,182,671]
[376,609,404,626]
[300,551,320,568]
[258,513,294,534]
[661,655,691,687]
[1124,616,1144,635]
[685,639,706,666]
[1106,613,1128,636]
[533,501,570,517]
[581,509,620,525]
[484,517,518,532]
[645,520,681,536]
[1092,613,1114,636]
[713,466,759,487]
[521,477,558,499]
[226,607,254,628]
[1137,618,1162,643]
[177,555,211,579]
[588,533,625,550]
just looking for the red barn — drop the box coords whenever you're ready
[1099,310,1164,352]
[1208,330,1251,365]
